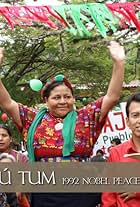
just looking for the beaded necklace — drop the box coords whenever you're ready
[48,113,63,130]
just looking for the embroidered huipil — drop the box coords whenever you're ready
[18,97,106,162]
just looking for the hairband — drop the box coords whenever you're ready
[41,74,72,100]
[29,74,73,99]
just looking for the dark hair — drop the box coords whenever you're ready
[0,124,12,137]
[126,92,140,117]
[111,138,121,145]
[43,82,74,99]
[96,149,104,156]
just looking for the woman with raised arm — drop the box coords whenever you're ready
[0,41,125,207]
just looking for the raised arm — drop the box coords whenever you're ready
[0,48,22,127]
[100,41,125,120]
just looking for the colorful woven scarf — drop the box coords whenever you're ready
[27,108,77,162]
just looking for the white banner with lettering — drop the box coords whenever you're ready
[93,102,132,156]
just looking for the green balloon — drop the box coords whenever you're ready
[82,97,87,101]
[29,79,43,91]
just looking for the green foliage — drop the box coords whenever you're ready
[0,12,139,142]
[1,26,139,104]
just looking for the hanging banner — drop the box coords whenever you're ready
[0,3,139,37]
[53,3,118,37]
[93,102,132,156]
[107,2,140,31]
[0,6,67,29]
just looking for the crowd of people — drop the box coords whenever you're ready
[0,124,30,207]
[0,40,139,207]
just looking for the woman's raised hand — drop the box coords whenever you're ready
[108,41,125,62]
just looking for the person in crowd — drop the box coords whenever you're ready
[0,124,28,163]
[106,138,122,157]
[91,149,106,162]
[0,41,125,207]
[102,92,140,207]
[0,153,19,207]
[0,124,30,207]
[111,137,121,147]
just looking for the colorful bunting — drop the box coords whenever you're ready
[0,2,139,37]
[0,6,66,29]
[106,2,140,32]
[53,4,118,37]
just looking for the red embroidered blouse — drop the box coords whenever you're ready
[102,139,140,207]
[18,97,106,161]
